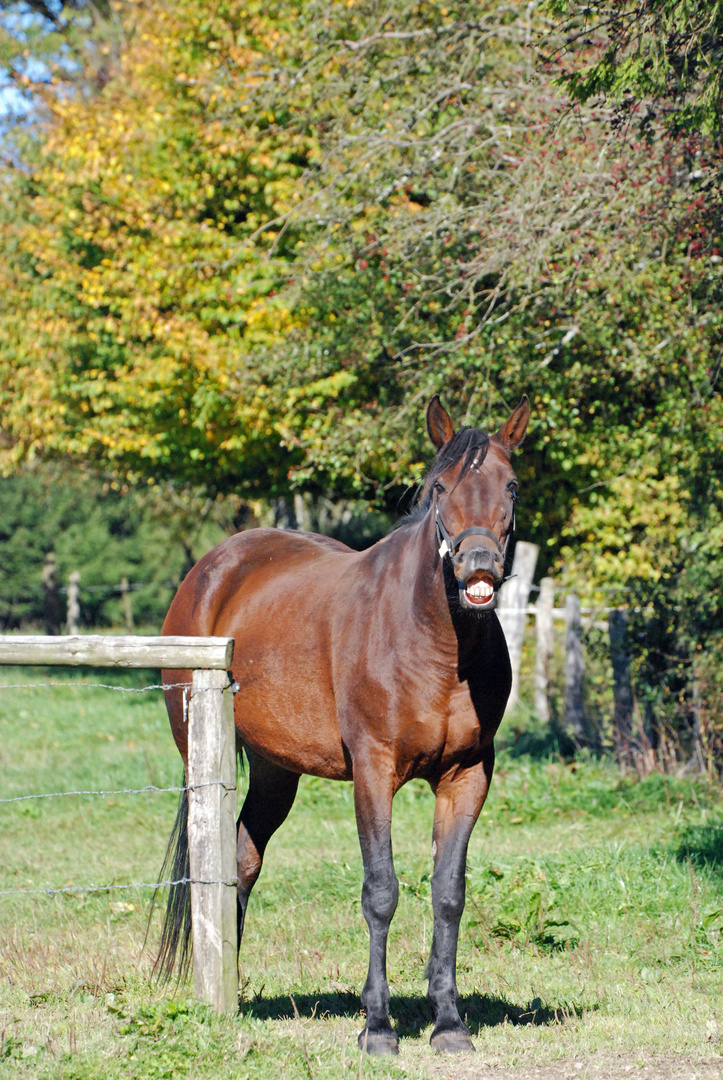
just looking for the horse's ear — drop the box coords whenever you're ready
[496,396,530,454]
[426,395,455,450]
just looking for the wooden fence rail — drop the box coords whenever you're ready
[0,634,238,1015]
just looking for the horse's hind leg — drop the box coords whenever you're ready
[236,751,300,946]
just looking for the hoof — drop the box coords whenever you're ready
[430,1027,476,1054]
[358,1027,399,1056]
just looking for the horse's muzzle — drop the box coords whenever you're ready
[452,545,504,611]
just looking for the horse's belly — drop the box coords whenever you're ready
[224,590,351,781]
[169,536,353,780]
[232,673,350,780]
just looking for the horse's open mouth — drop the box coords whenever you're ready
[461,572,496,609]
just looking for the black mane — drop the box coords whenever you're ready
[397,426,490,529]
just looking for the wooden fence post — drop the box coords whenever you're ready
[498,541,539,715]
[188,668,238,1014]
[42,552,61,636]
[534,577,555,722]
[608,609,634,767]
[563,593,585,740]
[66,571,81,636]
[120,577,134,632]
[293,492,314,532]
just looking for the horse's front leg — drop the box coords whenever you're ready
[353,760,399,1055]
[427,751,494,1053]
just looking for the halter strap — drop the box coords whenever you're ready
[435,503,515,562]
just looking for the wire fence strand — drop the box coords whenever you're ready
[0,781,236,804]
[0,681,190,693]
[0,668,239,907]
[0,876,238,898]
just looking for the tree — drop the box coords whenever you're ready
[0,0,318,492]
[544,0,723,137]
[0,0,121,126]
[0,463,236,629]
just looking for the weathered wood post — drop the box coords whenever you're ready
[534,577,555,722]
[293,492,314,532]
[691,670,706,772]
[563,593,585,741]
[498,541,539,715]
[188,668,238,1014]
[42,552,61,636]
[608,609,634,768]
[66,571,81,635]
[120,576,134,632]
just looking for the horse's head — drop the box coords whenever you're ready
[424,394,530,612]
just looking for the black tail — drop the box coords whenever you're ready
[152,784,192,982]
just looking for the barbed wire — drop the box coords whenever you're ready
[0,781,236,804]
[60,581,177,594]
[3,580,177,604]
[0,876,238,898]
[0,681,218,693]
[2,576,637,608]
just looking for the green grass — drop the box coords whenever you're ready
[1,669,722,1079]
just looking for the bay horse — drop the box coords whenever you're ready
[158,394,530,1054]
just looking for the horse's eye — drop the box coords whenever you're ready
[507,482,518,499]
[434,481,446,495]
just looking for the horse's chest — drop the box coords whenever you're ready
[440,681,486,758]
[394,676,487,778]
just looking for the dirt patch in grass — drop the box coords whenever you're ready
[429,1054,723,1080]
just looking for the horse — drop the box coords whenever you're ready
[157,393,530,1054]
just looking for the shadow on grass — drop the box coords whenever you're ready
[243,990,583,1037]
[673,819,723,877]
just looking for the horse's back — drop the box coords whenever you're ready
[162,528,356,778]
[164,528,351,634]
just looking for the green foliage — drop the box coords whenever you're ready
[544,0,723,136]
[675,816,723,876]
[0,465,232,629]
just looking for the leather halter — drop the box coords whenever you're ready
[434,500,515,563]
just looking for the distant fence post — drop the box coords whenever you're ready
[66,571,81,635]
[534,577,555,722]
[608,609,634,767]
[188,668,238,1015]
[42,552,61,636]
[498,541,539,714]
[120,576,134,632]
[563,593,585,740]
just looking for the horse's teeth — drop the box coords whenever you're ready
[466,580,493,600]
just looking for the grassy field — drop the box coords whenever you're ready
[0,669,722,1080]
